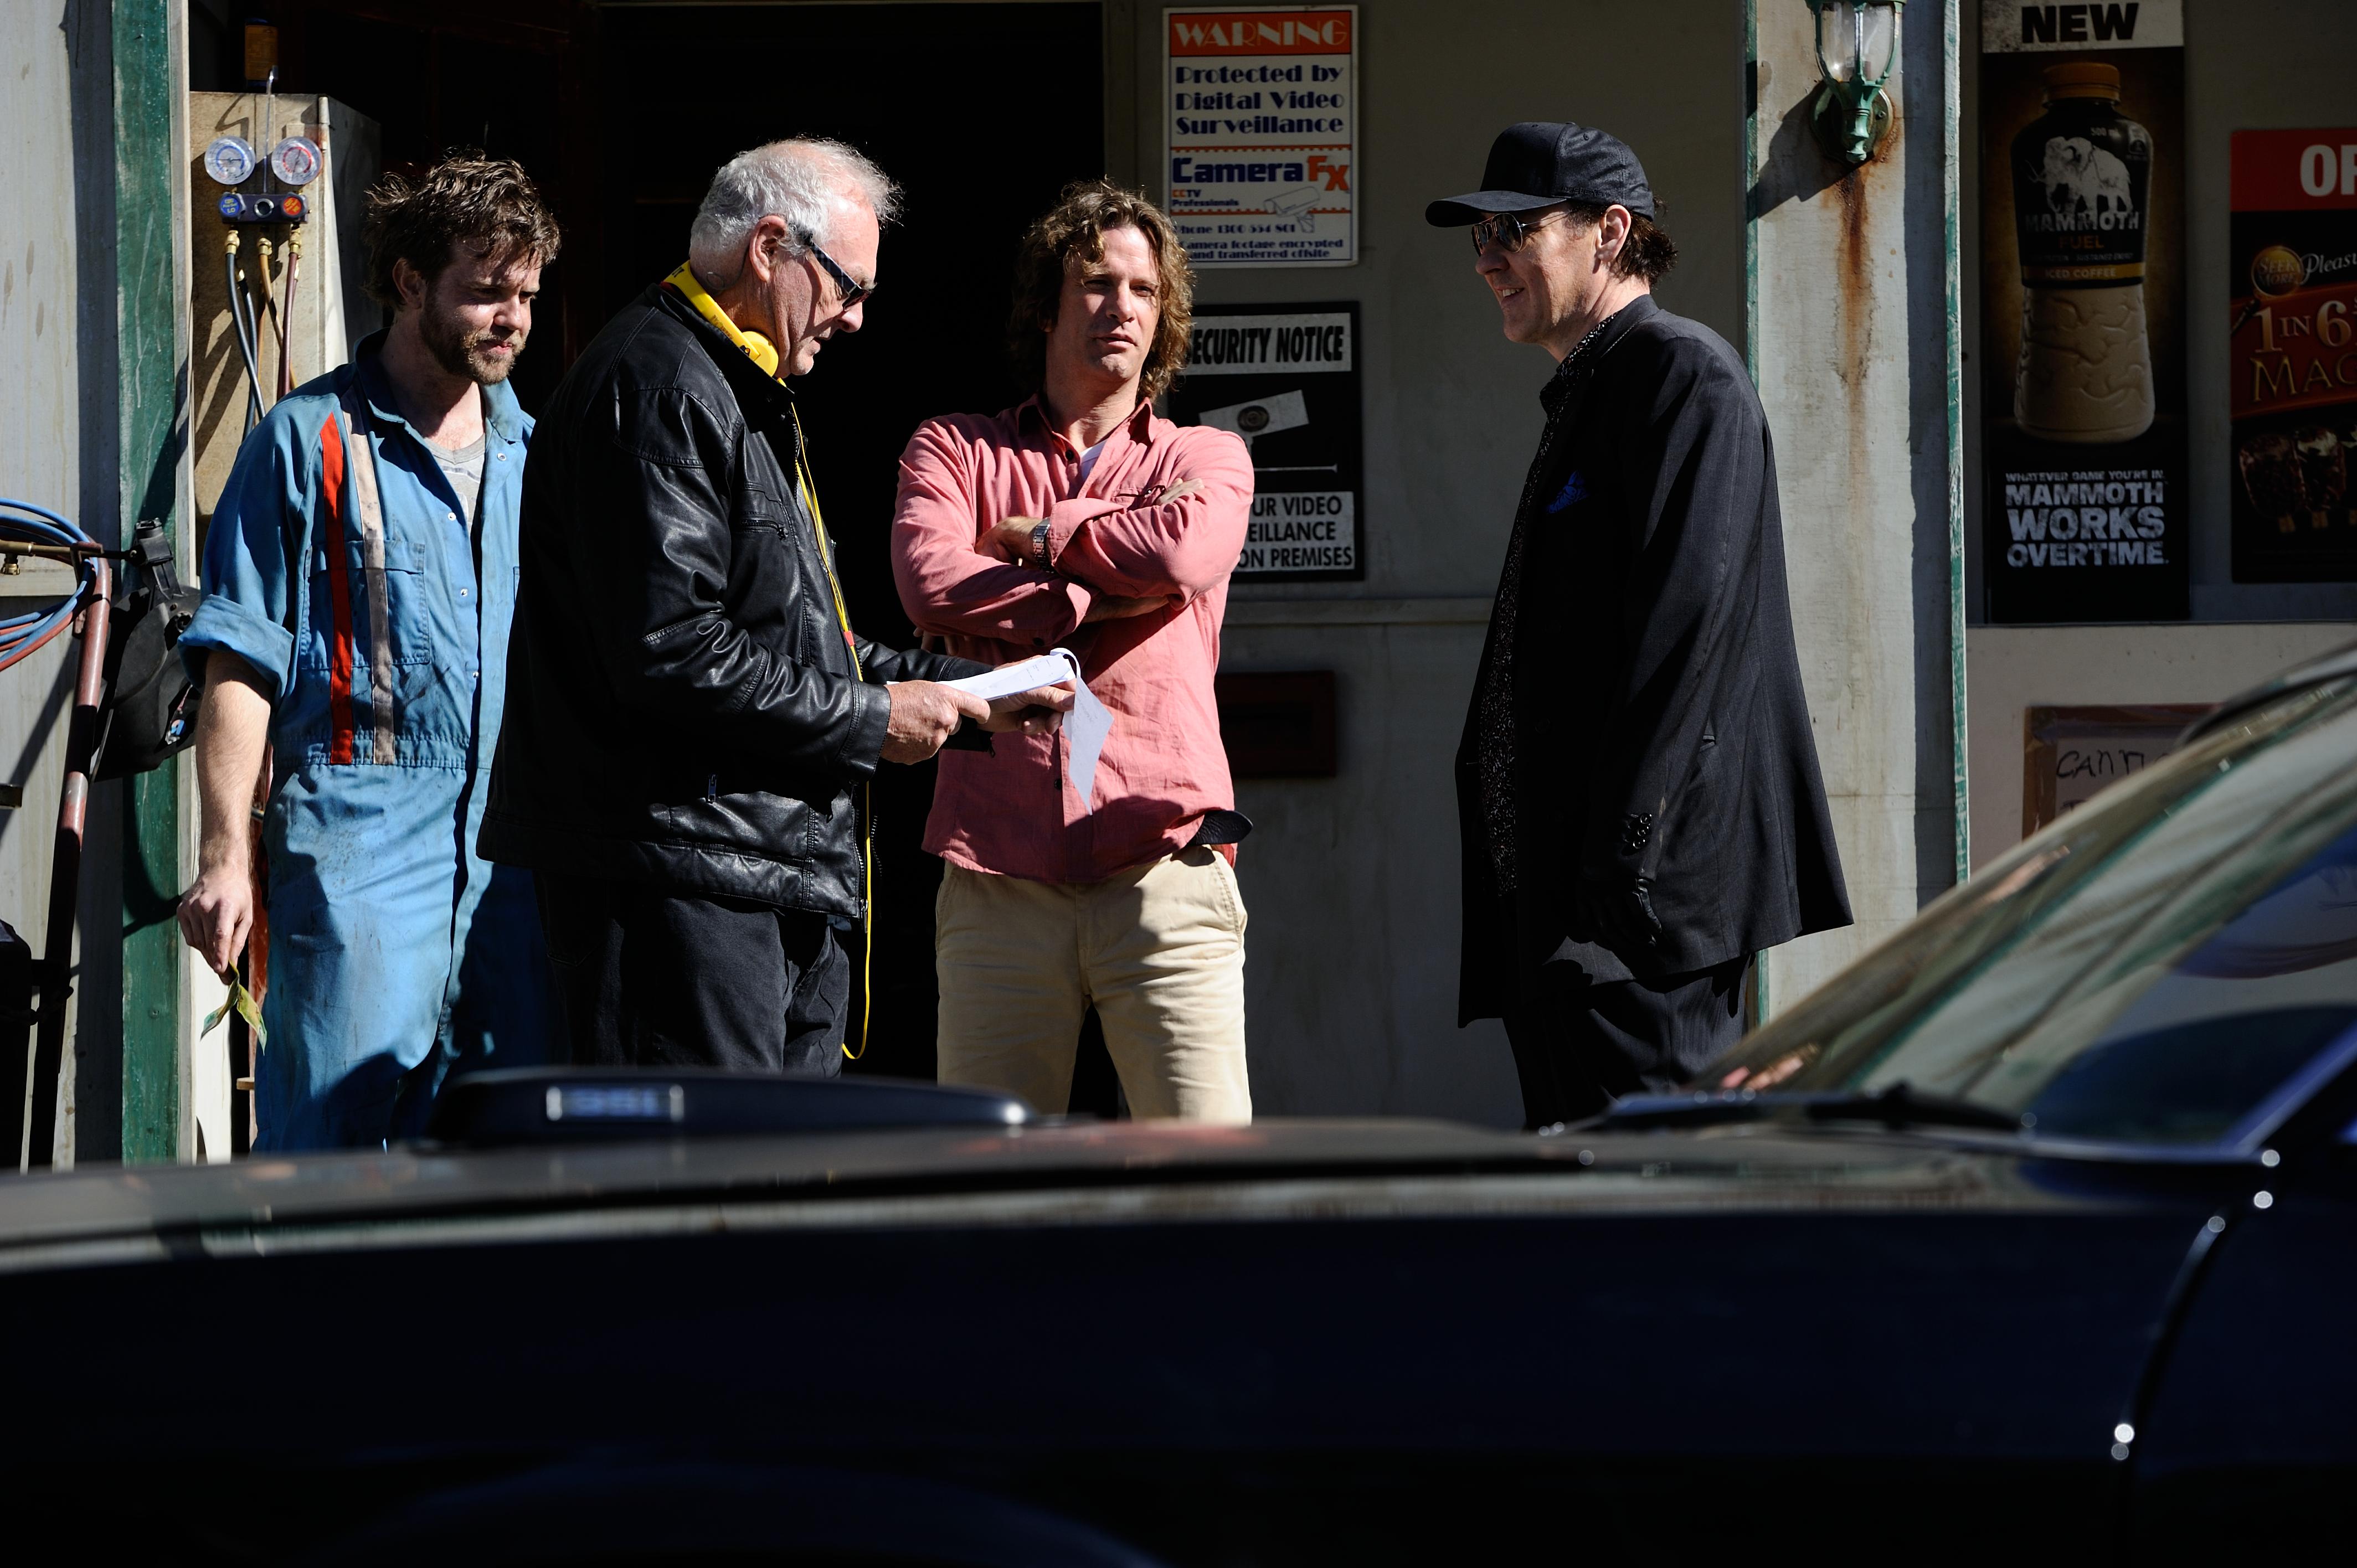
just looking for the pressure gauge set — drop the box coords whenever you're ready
[203,132,322,225]
[205,120,322,424]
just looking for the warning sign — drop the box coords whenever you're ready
[1165,7,1357,268]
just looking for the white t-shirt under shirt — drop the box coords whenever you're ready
[425,388,492,547]
[1077,439,1108,484]
[430,431,487,540]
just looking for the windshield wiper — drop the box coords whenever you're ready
[1800,1082,2027,1132]
[1591,1082,2025,1134]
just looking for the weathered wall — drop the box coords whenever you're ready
[1747,1,1962,1012]
[3,3,203,1167]
[0,0,128,1163]
[1113,0,1748,1122]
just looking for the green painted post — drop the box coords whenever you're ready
[1743,0,1772,1029]
[1943,0,1971,886]
[115,0,184,1163]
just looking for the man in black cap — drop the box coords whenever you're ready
[1428,121,1851,1129]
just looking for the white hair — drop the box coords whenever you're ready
[687,138,900,278]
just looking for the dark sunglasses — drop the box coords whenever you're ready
[1469,208,1568,257]
[793,229,874,309]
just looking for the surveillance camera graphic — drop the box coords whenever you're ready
[1269,184,1319,218]
[1198,389,1308,450]
[1266,184,1323,238]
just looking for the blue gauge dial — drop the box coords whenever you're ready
[203,136,256,187]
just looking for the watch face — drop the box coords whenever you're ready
[203,136,256,187]
[269,136,323,187]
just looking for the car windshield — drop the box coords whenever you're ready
[1706,676,2357,1148]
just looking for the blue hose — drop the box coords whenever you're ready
[0,498,104,672]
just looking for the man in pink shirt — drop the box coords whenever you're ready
[892,181,1254,1121]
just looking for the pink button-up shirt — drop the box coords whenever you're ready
[892,396,1253,885]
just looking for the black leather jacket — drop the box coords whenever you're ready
[481,284,982,917]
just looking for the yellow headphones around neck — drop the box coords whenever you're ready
[664,261,783,380]
[735,328,781,379]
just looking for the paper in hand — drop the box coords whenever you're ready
[943,647,1111,808]
[202,978,266,1048]
[943,651,1075,703]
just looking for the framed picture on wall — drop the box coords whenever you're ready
[2021,703,2209,835]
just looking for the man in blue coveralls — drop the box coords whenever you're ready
[176,156,563,1148]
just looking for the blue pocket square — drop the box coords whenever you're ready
[1545,470,1588,514]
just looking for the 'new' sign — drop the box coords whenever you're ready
[1980,0,2180,51]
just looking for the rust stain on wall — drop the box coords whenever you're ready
[1833,107,1903,512]
[1836,166,1872,507]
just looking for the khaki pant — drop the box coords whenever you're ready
[934,849,1252,1122]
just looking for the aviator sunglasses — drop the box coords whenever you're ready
[792,228,874,309]
[1469,208,1569,257]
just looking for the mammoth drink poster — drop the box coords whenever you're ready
[1982,1,2187,622]
[2229,130,2357,582]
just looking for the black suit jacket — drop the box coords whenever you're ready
[1457,296,1850,1021]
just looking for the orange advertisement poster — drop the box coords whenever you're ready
[2229,129,2357,582]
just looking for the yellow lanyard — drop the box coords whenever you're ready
[792,409,862,678]
[791,410,876,1061]
[666,262,873,1059]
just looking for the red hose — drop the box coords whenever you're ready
[0,609,81,674]
[25,556,112,1168]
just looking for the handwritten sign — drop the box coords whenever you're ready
[2021,704,2209,835]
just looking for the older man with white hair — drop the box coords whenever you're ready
[483,138,1067,1074]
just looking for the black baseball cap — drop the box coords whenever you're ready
[1425,121,1655,226]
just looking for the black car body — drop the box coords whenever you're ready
[8,649,2357,1564]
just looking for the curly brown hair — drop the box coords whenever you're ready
[361,152,563,307]
[1007,180,1195,405]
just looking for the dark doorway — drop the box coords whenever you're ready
[273,1,594,414]
[271,0,1113,1099]
[596,3,1107,1087]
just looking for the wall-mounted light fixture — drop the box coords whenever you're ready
[1808,0,1903,164]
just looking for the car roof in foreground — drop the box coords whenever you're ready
[0,1114,2173,1272]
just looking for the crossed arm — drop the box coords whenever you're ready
[977,476,1208,622]
[890,421,1254,647]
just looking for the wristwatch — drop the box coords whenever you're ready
[1030,520,1053,566]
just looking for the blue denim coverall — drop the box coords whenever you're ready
[182,336,550,1148]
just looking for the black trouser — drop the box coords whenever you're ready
[535,871,848,1075]
[1503,956,1748,1130]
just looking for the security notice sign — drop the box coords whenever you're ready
[1165,7,1356,267]
[1167,302,1362,581]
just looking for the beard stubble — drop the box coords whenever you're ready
[420,298,526,386]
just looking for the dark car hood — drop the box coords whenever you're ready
[0,1118,2183,1273]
